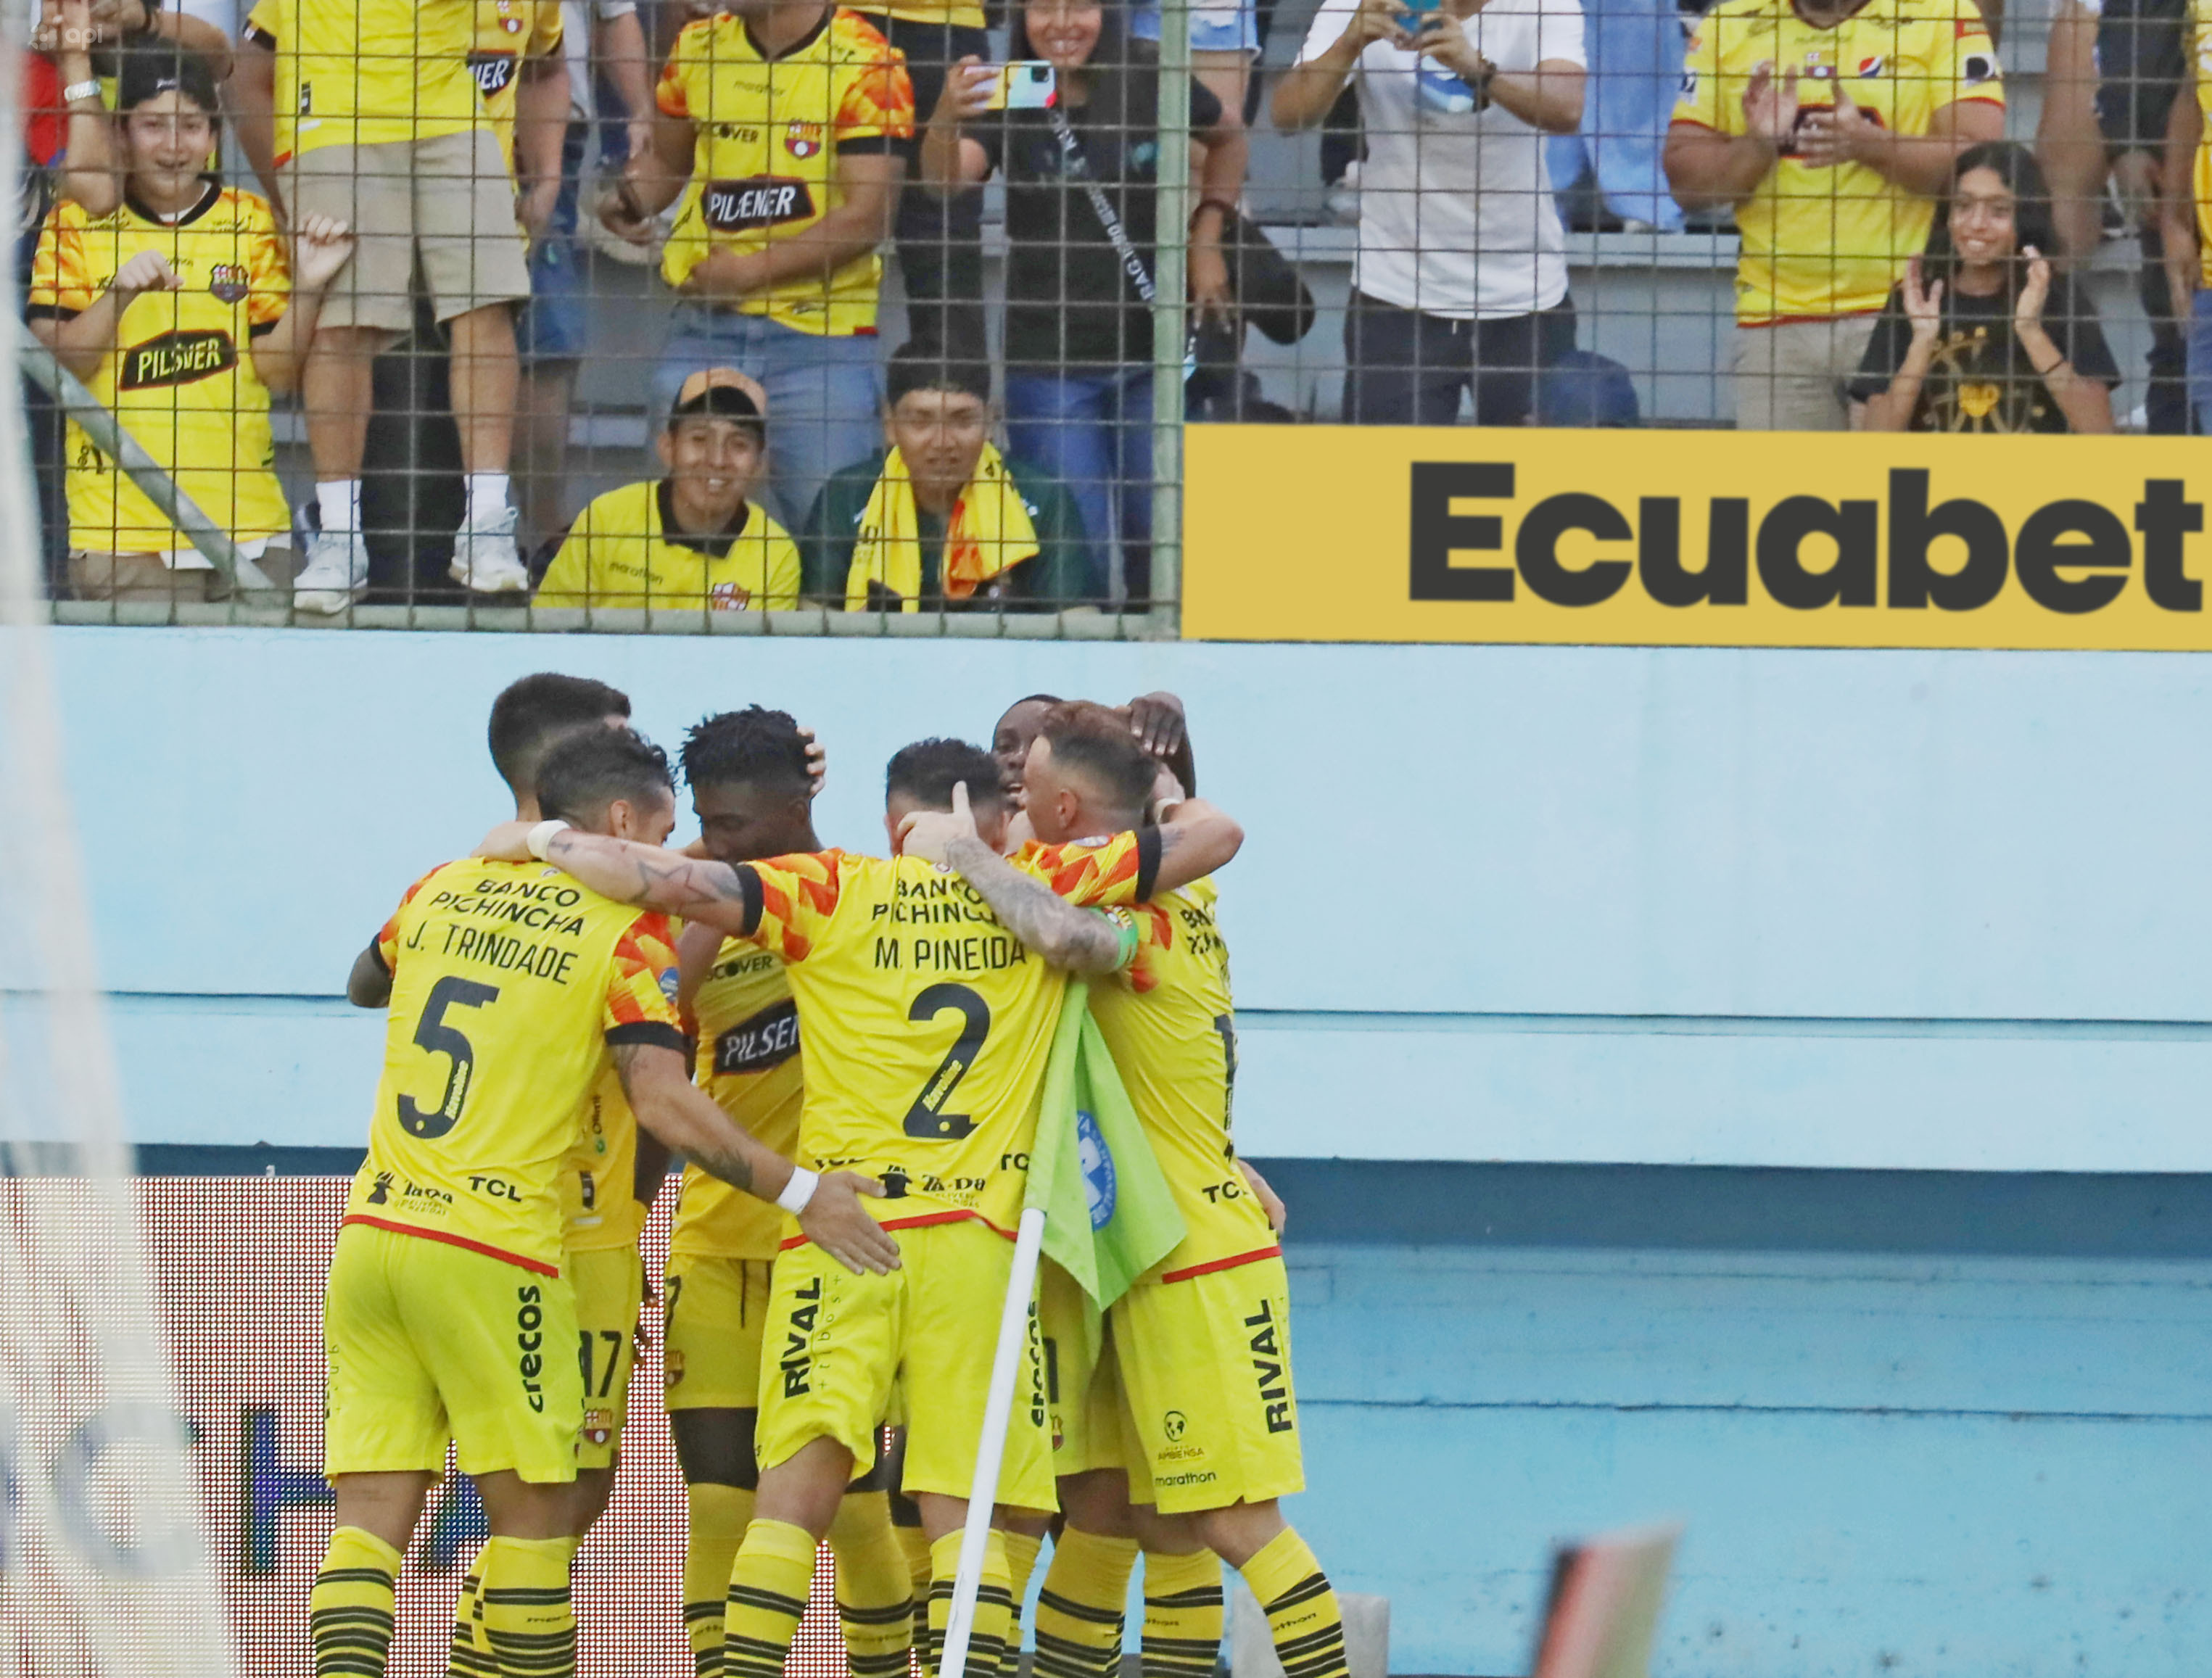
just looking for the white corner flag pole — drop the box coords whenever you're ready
[938,1204,1048,1678]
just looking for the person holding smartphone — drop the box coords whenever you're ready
[1272,0,1587,426]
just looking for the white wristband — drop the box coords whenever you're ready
[777,1166,820,1215]
[525,818,569,861]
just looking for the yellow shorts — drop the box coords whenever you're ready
[1112,1255,1305,1515]
[1039,1258,1124,1477]
[570,1244,643,1470]
[323,1220,580,1484]
[756,1218,1055,1513]
[664,1253,775,1412]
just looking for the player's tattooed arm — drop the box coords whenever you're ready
[476,822,758,931]
[344,940,392,1008]
[612,1040,901,1275]
[1150,798,1244,896]
[943,833,1129,975]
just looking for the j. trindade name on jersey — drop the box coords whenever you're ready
[869,872,1031,976]
[400,876,594,984]
[1410,463,2210,617]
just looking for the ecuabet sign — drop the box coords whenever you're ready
[1184,426,2212,649]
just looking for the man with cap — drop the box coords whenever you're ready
[535,368,801,611]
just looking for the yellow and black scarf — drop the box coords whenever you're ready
[845,443,1040,611]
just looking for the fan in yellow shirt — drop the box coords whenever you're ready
[1663,0,2003,431]
[537,368,801,614]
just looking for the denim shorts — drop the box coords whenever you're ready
[517,236,587,363]
[1129,0,1259,54]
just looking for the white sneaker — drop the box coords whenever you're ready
[292,529,368,614]
[450,505,531,594]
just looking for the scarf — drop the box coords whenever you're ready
[845,442,1041,611]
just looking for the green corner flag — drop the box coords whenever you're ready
[1028,980,1186,1310]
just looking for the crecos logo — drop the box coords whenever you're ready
[1410,463,2206,617]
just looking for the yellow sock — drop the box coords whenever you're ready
[1239,1529,1348,1678]
[894,1508,933,1650]
[1140,1549,1223,1678]
[725,1519,817,1678]
[829,1492,914,1678]
[447,1552,489,1678]
[1036,1529,1136,1678]
[925,1527,1012,1678]
[479,1534,577,1678]
[995,1531,1044,1678]
[684,1484,755,1678]
[312,1525,400,1678]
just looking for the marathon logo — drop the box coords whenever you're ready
[469,51,519,99]
[714,999,800,1075]
[1409,464,2211,621]
[702,177,814,231]
[119,329,235,390]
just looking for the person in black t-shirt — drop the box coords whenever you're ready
[919,0,1247,604]
[1854,141,2119,434]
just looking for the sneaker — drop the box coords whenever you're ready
[292,529,368,615]
[450,505,532,594]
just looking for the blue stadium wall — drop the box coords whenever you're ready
[62,627,2212,1677]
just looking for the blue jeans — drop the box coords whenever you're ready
[1545,0,1685,231]
[653,305,884,530]
[1004,366,1155,604]
[2187,290,2212,433]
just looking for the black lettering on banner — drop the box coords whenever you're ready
[1408,463,1514,601]
[2015,500,2131,614]
[714,999,801,1075]
[702,177,815,231]
[1886,469,2007,612]
[117,329,235,390]
[1515,492,1633,607]
[1756,497,1878,611]
[1638,497,1750,608]
[2137,481,2203,613]
[901,983,991,1140]
[397,976,498,1138]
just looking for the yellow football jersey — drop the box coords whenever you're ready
[471,0,565,175]
[733,832,1155,1237]
[28,185,292,557]
[267,0,485,157]
[347,859,685,1276]
[561,914,678,1255]
[1086,879,1275,1284]
[654,9,915,336]
[1672,0,2002,323]
[672,938,804,1261]
[536,479,802,611]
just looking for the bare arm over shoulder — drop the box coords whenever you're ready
[479,822,759,932]
[944,833,1128,975]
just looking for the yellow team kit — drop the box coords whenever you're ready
[246,0,486,159]
[537,481,803,612]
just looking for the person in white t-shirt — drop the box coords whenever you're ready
[1274,0,1585,423]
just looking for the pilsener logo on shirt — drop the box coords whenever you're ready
[119,330,236,390]
[703,178,816,231]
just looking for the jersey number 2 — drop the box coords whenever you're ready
[398,976,500,1138]
[902,983,991,1140]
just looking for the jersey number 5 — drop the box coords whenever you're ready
[398,976,500,1138]
[902,982,991,1140]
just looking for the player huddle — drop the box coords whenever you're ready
[315,673,1352,1678]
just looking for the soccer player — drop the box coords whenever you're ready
[995,703,1352,1678]
[315,726,895,1678]
[478,737,1242,1678]
[665,706,912,1678]
[991,690,1193,806]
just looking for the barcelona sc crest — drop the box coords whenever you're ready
[785,120,822,159]
[209,263,249,305]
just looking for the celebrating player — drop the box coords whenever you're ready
[314,726,894,1678]
[477,737,1241,1678]
[664,706,913,1678]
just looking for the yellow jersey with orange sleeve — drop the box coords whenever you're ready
[471,0,566,176]
[561,918,678,1255]
[1671,0,2002,323]
[727,830,1158,1236]
[1086,877,1276,1285]
[27,185,292,557]
[653,8,915,336]
[669,938,804,1261]
[345,859,687,1277]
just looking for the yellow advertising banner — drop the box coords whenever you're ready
[1183,424,2212,650]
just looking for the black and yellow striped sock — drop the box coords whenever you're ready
[1035,1528,1136,1678]
[1139,1549,1222,1678]
[479,1534,578,1678]
[893,1506,934,1653]
[312,1525,400,1678]
[447,1553,488,1678]
[924,1528,1012,1678]
[994,1530,1044,1678]
[1239,1529,1349,1678]
[829,1492,914,1678]
[683,1484,755,1678]
[724,1519,817,1678]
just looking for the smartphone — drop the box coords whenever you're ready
[983,61,1058,110]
